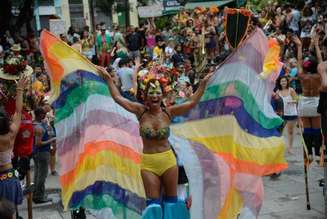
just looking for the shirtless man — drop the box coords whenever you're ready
[313,34,327,146]
[294,36,322,161]
[313,33,327,190]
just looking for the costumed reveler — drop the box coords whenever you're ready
[293,36,322,162]
[97,63,212,218]
[39,6,287,219]
[0,43,32,218]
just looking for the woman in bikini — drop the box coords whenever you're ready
[0,75,28,218]
[97,66,213,213]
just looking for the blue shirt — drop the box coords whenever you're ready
[289,67,298,89]
[33,122,51,153]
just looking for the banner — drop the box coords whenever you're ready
[138,2,163,18]
[49,19,66,36]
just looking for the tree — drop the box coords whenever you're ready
[0,0,13,35]
[15,0,34,33]
[0,0,34,35]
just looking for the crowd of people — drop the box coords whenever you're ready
[0,0,326,218]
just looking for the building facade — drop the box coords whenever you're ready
[34,0,139,34]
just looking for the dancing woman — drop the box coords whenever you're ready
[98,66,212,217]
[275,76,298,154]
[0,76,28,218]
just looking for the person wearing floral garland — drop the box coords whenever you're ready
[0,75,28,219]
[98,64,213,218]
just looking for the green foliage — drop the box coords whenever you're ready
[154,16,172,30]
[247,0,304,11]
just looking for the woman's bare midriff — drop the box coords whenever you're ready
[142,138,171,154]
[0,132,14,172]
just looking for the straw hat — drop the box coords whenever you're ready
[209,5,219,14]
[194,6,206,14]
[10,44,22,52]
[0,65,33,80]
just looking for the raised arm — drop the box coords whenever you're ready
[168,72,214,117]
[132,57,142,95]
[97,66,144,116]
[290,88,298,102]
[318,62,327,90]
[10,75,28,134]
[293,36,304,78]
[313,34,323,64]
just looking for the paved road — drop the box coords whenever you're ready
[18,129,326,219]
[260,129,325,219]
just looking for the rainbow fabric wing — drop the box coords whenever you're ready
[40,30,146,217]
[40,27,287,219]
[169,28,287,219]
[259,37,283,80]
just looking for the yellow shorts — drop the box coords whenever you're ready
[141,149,177,176]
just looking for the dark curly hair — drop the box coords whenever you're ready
[276,76,290,91]
[0,111,10,135]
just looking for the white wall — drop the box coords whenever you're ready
[129,0,139,27]
[61,0,71,30]
[82,0,91,28]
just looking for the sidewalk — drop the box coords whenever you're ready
[260,130,325,219]
[18,129,326,219]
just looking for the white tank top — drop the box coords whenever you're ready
[279,88,298,116]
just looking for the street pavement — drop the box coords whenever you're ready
[18,127,326,219]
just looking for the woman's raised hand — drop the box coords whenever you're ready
[16,74,29,90]
[97,66,112,82]
[200,71,215,86]
[292,35,302,47]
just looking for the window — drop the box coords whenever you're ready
[69,0,82,4]
[39,0,54,6]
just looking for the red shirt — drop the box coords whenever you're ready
[13,111,34,157]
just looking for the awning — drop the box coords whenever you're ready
[185,0,235,9]
[163,0,235,15]
[138,0,236,17]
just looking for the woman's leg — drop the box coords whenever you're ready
[301,117,313,157]
[161,166,190,219]
[141,170,161,205]
[161,166,178,199]
[311,116,322,158]
[286,120,296,154]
